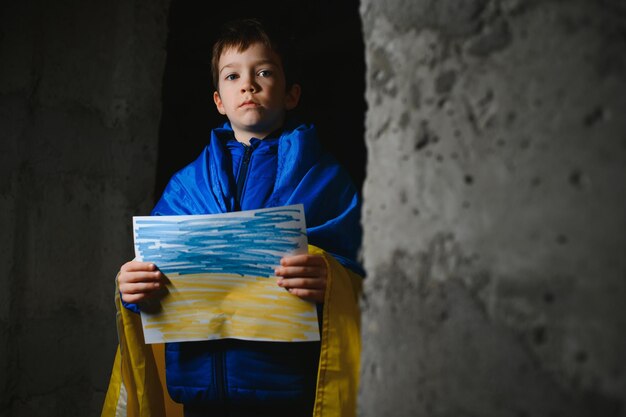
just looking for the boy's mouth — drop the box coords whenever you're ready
[240,100,259,108]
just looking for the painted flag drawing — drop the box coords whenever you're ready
[132,204,319,344]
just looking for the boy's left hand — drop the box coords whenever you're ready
[275,254,327,303]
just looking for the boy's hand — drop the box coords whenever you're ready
[275,254,327,303]
[118,260,164,303]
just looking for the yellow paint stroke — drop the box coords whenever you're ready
[140,273,319,344]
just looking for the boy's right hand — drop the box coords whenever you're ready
[118,261,164,303]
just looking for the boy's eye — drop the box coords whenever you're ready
[225,74,238,81]
[257,70,272,77]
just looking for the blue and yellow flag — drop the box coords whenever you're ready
[101,245,362,417]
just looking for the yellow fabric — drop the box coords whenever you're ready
[101,343,123,416]
[101,246,362,417]
[101,280,183,417]
[152,343,185,417]
[311,245,362,417]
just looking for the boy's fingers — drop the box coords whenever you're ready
[277,277,326,289]
[121,291,159,303]
[287,288,324,303]
[275,266,326,278]
[121,261,158,273]
[280,255,325,267]
[121,293,144,303]
[119,270,162,284]
[120,281,162,295]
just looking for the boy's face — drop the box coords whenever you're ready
[213,42,301,143]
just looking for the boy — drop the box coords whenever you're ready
[112,19,362,417]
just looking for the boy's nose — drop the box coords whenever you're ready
[241,76,259,93]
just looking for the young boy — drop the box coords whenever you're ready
[113,19,362,417]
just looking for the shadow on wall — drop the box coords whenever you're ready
[155,0,367,201]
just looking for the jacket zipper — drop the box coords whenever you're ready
[235,144,252,211]
[215,350,227,406]
[219,143,252,403]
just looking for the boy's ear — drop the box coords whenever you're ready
[213,91,227,115]
[285,84,301,111]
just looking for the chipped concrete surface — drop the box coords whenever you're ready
[0,1,169,415]
[360,1,626,416]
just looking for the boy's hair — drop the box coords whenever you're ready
[211,18,296,90]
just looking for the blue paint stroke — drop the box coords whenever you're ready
[134,208,306,277]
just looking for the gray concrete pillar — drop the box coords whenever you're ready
[0,1,169,415]
[359,1,626,416]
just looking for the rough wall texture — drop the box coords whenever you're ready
[0,1,169,416]
[360,1,626,416]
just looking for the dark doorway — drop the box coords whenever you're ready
[155,0,366,201]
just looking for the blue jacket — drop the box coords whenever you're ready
[127,122,362,409]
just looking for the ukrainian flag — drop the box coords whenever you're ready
[101,245,362,417]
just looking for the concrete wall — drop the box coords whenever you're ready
[0,1,169,416]
[359,1,626,416]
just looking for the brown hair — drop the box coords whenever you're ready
[211,19,294,90]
